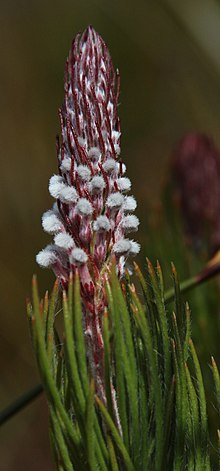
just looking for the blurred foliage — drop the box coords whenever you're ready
[1,0,220,469]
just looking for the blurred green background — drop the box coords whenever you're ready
[1,0,220,469]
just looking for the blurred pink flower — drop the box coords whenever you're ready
[172,132,220,254]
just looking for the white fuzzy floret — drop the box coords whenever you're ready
[60,157,72,172]
[117,177,131,192]
[36,245,58,267]
[70,247,88,265]
[106,192,124,210]
[49,175,65,199]
[76,198,93,216]
[113,238,131,256]
[77,165,91,181]
[42,210,63,234]
[93,215,111,232]
[88,147,101,161]
[129,240,141,255]
[54,232,74,250]
[102,159,117,173]
[123,196,137,212]
[58,185,78,204]
[121,215,140,233]
[89,176,105,193]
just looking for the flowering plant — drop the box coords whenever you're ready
[28,26,220,471]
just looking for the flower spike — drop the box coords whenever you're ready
[36,26,140,289]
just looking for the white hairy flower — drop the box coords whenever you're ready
[70,247,88,265]
[93,215,111,232]
[36,245,58,267]
[60,157,72,172]
[130,240,141,255]
[54,232,74,250]
[77,165,91,181]
[102,158,117,173]
[76,198,93,216]
[58,185,78,204]
[42,210,63,234]
[106,192,124,210]
[113,239,131,256]
[116,177,131,192]
[123,196,137,212]
[121,215,140,233]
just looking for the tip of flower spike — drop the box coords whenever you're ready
[70,247,88,265]
[36,245,58,267]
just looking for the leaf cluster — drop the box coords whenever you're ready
[27,262,219,470]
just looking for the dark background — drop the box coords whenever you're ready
[1,1,220,469]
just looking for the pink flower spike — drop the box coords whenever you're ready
[36,26,141,398]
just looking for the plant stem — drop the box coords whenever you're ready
[0,383,43,426]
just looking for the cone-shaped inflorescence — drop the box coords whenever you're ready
[172,132,220,255]
[37,26,140,290]
[36,26,140,396]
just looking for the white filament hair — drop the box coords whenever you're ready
[89,176,105,193]
[42,210,63,234]
[58,185,78,204]
[123,196,137,212]
[106,192,124,210]
[117,177,131,192]
[93,215,111,232]
[113,238,131,255]
[54,232,74,250]
[77,165,91,181]
[76,198,93,216]
[121,215,140,233]
[88,147,101,161]
[102,158,117,173]
[36,245,58,267]
[130,240,141,255]
[70,247,88,265]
